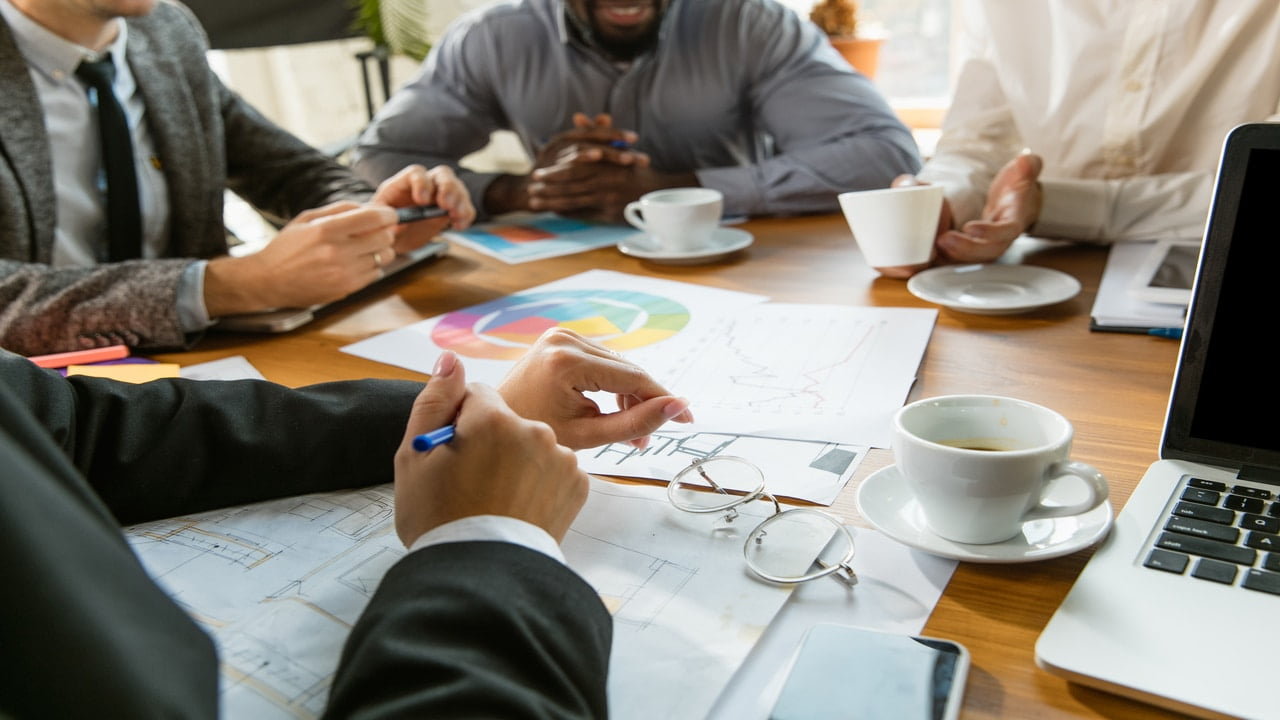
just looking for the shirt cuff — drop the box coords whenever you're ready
[175,260,214,333]
[1032,178,1110,242]
[465,171,506,221]
[407,515,567,565]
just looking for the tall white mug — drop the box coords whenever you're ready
[838,185,944,268]
[892,395,1110,544]
[623,188,723,252]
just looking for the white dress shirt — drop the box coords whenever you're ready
[920,0,1280,243]
[0,0,211,331]
[409,515,566,564]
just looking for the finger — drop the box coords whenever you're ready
[936,227,1014,264]
[291,201,362,225]
[372,164,427,206]
[313,205,399,236]
[575,396,693,449]
[874,262,931,279]
[401,351,466,445]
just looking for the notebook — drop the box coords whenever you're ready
[1036,123,1280,719]
[214,240,447,333]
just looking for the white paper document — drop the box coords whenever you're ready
[127,479,797,720]
[341,269,768,384]
[179,355,266,381]
[1090,242,1189,330]
[630,303,935,447]
[579,431,868,506]
[343,271,935,448]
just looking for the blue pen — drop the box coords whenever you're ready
[412,424,456,452]
[609,139,632,150]
[1148,327,1183,340]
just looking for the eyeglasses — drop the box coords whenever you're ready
[667,456,857,586]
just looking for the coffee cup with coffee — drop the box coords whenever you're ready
[623,188,723,253]
[892,394,1109,545]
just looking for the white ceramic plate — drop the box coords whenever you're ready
[855,464,1114,563]
[618,227,753,265]
[906,264,1082,315]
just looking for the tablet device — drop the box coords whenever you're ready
[1127,239,1200,306]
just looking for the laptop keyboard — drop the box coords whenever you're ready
[1143,475,1280,595]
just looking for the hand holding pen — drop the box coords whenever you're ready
[393,350,588,547]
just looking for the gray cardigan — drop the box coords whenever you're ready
[0,0,372,354]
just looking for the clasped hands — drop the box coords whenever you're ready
[204,164,476,317]
[488,113,697,223]
[875,153,1044,279]
[393,327,694,548]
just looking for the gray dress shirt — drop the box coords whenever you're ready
[353,0,920,218]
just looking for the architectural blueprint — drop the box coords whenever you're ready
[127,478,798,719]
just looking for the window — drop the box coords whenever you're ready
[780,0,954,133]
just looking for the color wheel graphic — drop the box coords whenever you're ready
[431,290,690,360]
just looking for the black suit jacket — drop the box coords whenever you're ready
[0,352,611,718]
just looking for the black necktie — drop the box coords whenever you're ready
[75,57,142,262]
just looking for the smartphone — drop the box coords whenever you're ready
[769,624,969,720]
[395,205,448,224]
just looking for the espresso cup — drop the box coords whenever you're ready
[892,395,1109,545]
[838,185,944,268]
[623,188,723,252]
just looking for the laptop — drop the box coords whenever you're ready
[1035,123,1280,719]
[214,240,448,333]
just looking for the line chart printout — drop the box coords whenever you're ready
[624,304,937,448]
[578,431,868,506]
[125,478,796,720]
[341,269,768,386]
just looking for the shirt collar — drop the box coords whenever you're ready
[0,0,128,84]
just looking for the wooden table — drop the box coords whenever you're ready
[156,213,1183,719]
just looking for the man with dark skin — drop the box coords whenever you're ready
[354,0,919,223]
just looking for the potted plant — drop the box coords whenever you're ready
[809,0,883,79]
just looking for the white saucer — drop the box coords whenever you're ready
[618,228,753,265]
[855,465,1114,563]
[906,264,1081,315]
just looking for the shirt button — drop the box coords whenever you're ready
[1125,80,1143,93]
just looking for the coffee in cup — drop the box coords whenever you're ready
[838,185,944,268]
[892,394,1109,545]
[623,188,723,253]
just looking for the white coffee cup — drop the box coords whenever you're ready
[623,188,723,252]
[838,185,944,267]
[891,395,1109,545]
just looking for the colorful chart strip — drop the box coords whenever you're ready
[431,290,691,360]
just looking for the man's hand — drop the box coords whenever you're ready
[370,164,476,254]
[393,350,589,546]
[204,202,398,316]
[498,328,693,450]
[937,153,1043,264]
[484,113,696,221]
[873,154,1044,278]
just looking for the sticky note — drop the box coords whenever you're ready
[66,363,181,383]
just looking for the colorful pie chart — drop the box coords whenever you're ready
[431,290,691,360]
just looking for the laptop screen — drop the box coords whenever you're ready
[1163,124,1280,473]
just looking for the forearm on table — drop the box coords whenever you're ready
[1034,173,1216,242]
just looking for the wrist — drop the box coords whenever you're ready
[204,255,273,317]
[483,174,530,215]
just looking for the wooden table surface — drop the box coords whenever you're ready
[155,213,1183,718]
